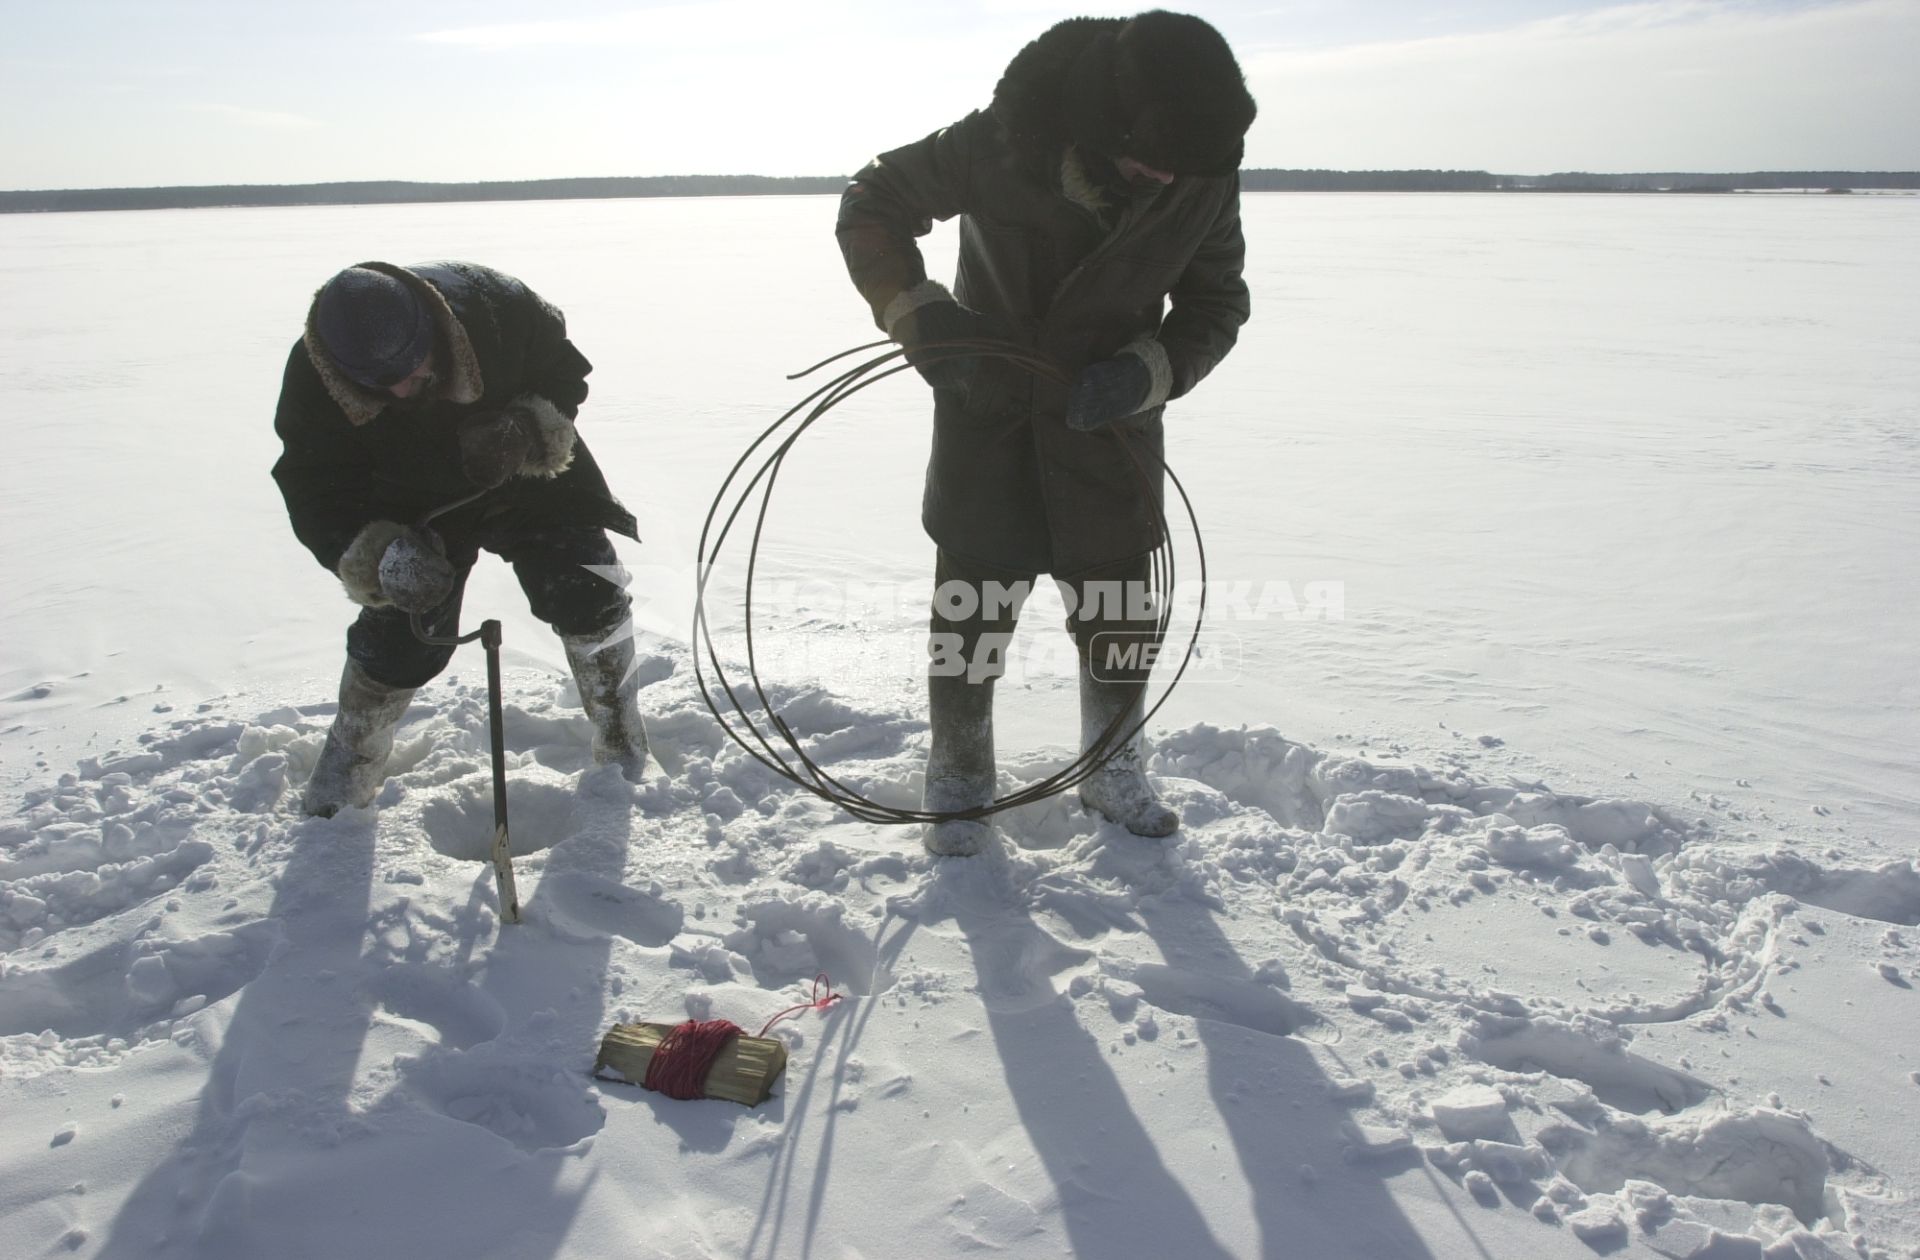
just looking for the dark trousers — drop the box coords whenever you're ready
[928,549,1161,690]
[348,521,629,689]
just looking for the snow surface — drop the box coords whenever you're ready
[1,194,1916,1258]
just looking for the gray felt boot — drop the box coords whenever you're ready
[1077,675,1179,838]
[561,624,650,781]
[922,672,997,857]
[303,661,416,818]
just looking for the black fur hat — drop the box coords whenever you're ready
[1063,11,1256,177]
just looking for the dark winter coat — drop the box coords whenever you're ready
[272,261,637,606]
[836,19,1250,576]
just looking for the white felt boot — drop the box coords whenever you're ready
[561,624,651,781]
[922,672,997,857]
[303,661,416,818]
[1077,675,1178,838]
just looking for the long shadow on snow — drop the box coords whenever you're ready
[95,768,637,1260]
[94,807,388,1258]
[362,771,640,1257]
[741,912,920,1260]
[1117,826,1440,1260]
[917,851,1236,1259]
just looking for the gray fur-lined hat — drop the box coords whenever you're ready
[313,265,435,389]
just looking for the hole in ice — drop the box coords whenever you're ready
[416,771,576,862]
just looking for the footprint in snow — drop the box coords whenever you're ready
[1123,962,1316,1039]
[1470,1024,1712,1115]
[363,964,507,1051]
[535,871,684,947]
[403,1050,606,1153]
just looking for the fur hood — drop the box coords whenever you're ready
[990,11,1255,178]
[300,261,485,427]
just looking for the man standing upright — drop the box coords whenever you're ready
[274,260,648,817]
[837,11,1256,855]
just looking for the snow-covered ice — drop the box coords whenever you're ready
[0,193,1916,1257]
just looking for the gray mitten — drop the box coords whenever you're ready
[1066,354,1154,430]
[897,300,1003,393]
[378,529,456,612]
[457,411,535,489]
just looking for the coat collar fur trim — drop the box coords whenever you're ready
[301,261,485,426]
[1059,145,1115,218]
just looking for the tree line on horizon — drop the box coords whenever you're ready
[2,170,1916,213]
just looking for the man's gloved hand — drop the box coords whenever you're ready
[377,528,456,613]
[458,411,535,489]
[1066,352,1155,431]
[896,300,1003,393]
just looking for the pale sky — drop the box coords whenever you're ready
[2,0,1916,190]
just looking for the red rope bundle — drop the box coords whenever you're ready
[643,1018,747,1099]
[641,974,843,1101]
